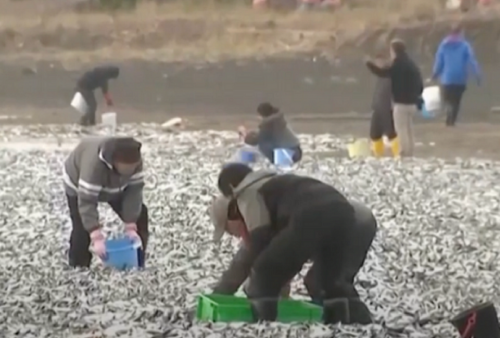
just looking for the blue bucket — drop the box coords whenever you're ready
[104,238,141,270]
[420,103,434,119]
[274,148,295,168]
[240,149,257,164]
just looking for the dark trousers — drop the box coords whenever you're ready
[370,109,397,140]
[245,201,373,323]
[66,194,149,268]
[441,84,466,126]
[304,203,376,302]
[77,88,97,126]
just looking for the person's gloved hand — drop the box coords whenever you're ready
[90,229,106,259]
[104,92,114,107]
[125,223,142,247]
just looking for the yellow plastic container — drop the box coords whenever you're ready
[347,138,371,158]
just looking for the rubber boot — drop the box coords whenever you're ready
[249,298,278,322]
[323,298,349,324]
[323,298,372,325]
[371,139,385,157]
[450,302,500,338]
[389,137,400,158]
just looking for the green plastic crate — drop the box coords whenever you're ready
[196,294,323,323]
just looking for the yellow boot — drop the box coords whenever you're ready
[371,139,385,157]
[390,137,400,158]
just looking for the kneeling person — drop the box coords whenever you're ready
[63,136,149,268]
[210,164,374,324]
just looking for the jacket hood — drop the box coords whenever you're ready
[233,170,277,197]
[259,112,287,131]
[441,34,467,51]
[99,137,141,169]
[106,66,120,79]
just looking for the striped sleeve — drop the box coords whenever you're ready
[120,165,145,223]
[77,165,103,232]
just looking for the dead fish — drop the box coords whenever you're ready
[0,125,500,337]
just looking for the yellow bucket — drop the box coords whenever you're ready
[347,138,371,158]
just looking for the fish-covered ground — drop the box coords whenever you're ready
[1,124,500,338]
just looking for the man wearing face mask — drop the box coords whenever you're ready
[63,136,148,268]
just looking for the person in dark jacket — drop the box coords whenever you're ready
[366,39,423,157]
[210,194,377,306]
[210,163,374,324]
[74,66,120,126]
[238,103,302,164]
[431,23,481,126]
[367,54,398,157]
[63,136,148,268]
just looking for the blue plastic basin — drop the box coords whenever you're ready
[104,238,140,270]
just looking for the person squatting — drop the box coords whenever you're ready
[234,102,302,165]
[208,163,377,324]
[63,136,149,268]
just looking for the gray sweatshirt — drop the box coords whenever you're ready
[63,137,144,232]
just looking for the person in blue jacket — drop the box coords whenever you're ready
[431,23,481,127]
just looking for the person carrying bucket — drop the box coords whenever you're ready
[366,50,399,158]
[237,102,302,165]
[74,65,120,127]
[208,163,375,324]
[63,136,148,268]
[430,23,481,127]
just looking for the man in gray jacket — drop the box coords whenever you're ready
[63,136,148,268]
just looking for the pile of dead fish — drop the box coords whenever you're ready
[0,124,500,338]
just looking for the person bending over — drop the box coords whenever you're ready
[75,65,120,126]
[63,136,148,268]
[209,163,374,324]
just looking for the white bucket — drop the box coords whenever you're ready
[101,112,117,134]
[422,86,441,112]
[70,92,88,115]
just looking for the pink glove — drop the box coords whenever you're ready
[125,223,142,247]
[90,229,106,259]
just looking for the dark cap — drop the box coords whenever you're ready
[112,137,142,163]
[257,102,279,117]
[390,39,406,56]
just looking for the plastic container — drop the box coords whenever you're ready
[104,238,141,270]
[196,294,322,323]
[347,138,371,158]
[101,112,117,135]
[450,302,500,338]
[240,149,257,163]
[70,92,88,115]
[420,103,434,119]
[274,148,295,169]
[422,86,441,112]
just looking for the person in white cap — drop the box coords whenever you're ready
[209,163,377,324]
